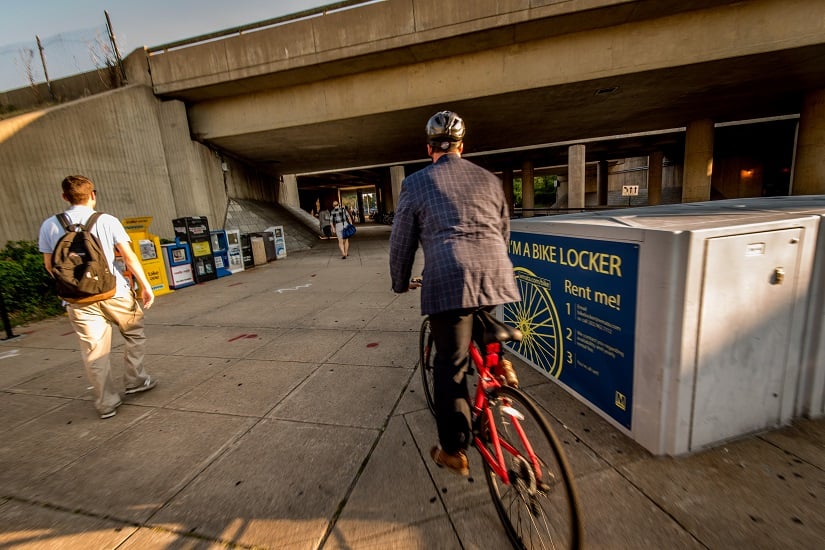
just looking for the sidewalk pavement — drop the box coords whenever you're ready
[1,224,823,550]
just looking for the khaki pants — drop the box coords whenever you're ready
[66,294,150,414]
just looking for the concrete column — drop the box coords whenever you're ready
[597,160,608,206]
[683,119,714,202]
[279,174,300,208]
[390,165,405,212]
[502,168,514,216]
[648,151,664,205]
[521,160,534,218]
[568,144,586,209]
[792,88,825,195]
[554,176,569,209]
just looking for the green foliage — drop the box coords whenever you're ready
[513,175,558,208]
[0,241,64,327]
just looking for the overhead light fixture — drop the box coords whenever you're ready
[594,86,619,95]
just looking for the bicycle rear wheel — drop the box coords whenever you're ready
[480,385,582,550]
[419,317,436,416]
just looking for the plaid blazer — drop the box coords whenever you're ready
[389,154,520,315]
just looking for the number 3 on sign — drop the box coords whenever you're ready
[621,185,639,196]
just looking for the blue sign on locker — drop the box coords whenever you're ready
[504,231,639,428]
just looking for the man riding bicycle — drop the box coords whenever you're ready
[389,110,520,476]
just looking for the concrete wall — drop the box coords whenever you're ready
[0,68,117,114]
[0,84,273,246]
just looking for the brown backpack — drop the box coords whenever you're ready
[51,212,117,304]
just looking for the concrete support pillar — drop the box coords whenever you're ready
[390,165,405,212]
[597,160,608,206]
[648,151,664,205]
[279,174,300,208]
[502,168,514,216]
[555,177,568,208]
[568,144,586,209]
[792,88,825,195]
[521,160,534,218]
[683,119,714,202]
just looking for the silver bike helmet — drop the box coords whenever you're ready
[426,111,466,150]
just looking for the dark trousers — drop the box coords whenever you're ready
[429,307,478,454]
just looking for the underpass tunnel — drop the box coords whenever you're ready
[290,115,800,222]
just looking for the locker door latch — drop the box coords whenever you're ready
[773,267,785,285]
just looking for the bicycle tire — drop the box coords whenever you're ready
[479,385,583,550]
[419,317,437,416]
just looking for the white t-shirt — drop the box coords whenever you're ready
[38,205,132,298]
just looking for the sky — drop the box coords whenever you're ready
[0,0,357,91]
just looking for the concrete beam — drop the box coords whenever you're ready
[521,160,534,217]
[792,88,825,195]
[187,0,825,137]
[597,160,608,206]
[568,144,586,209]
[502,168,514,216]
[648,151,664,205]
[390,165,405,211]
[279,174,300,208]
[683,119,714,203]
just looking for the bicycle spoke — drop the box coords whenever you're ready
[503,267,565,378]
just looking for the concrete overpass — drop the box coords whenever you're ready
[2,0,825,245]
[143,0,825,204]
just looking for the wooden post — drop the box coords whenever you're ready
[105,11,128,85]
[35,35,55,101]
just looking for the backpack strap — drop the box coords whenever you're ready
[85,212,103,232]
[55,211,104,233]
[56,213,74,232]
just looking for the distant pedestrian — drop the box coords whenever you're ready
[346,204,359,224]
[38,175,158,419]
[330,200,353,259]
[319,207,332,239]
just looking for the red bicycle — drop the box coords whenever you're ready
[419,302,583,549]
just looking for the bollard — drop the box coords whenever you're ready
[0,286,18,340]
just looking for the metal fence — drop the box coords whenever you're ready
[0,24,113,93]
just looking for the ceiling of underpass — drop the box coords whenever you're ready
[158,1,825,189]
[200,42,825,188]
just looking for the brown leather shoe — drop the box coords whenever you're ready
[499,358,519,387]
[430,446,469,477]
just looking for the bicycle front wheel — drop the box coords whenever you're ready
[480,385,583,550]
[419,317,436,416]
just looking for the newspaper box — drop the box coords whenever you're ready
[121,217,172,296]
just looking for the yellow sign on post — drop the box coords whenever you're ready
[122,217,172,296]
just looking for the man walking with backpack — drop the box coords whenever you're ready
[38,175,158,419]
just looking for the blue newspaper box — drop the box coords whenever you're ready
[210,230,233,278]
[161,240,196,289]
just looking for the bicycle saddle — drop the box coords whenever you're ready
[473,310,523,345]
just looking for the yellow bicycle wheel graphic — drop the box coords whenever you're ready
[503,267,565,378]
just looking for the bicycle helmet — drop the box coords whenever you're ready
[426,111,465,150]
